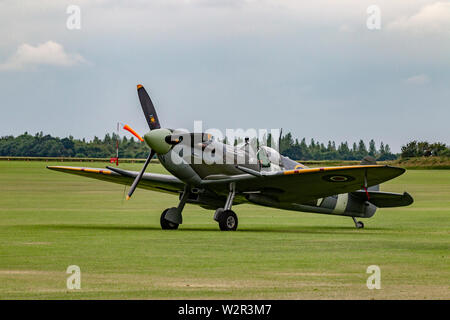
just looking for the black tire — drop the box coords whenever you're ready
[218,210,238,231]
[357,221,364,229]
[160,209,179,230]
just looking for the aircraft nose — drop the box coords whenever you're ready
[143,128,172,154]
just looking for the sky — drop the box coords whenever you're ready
[0,0,449,152]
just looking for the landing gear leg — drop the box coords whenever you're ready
[160,186,189,230]
[352,217,364,229]
[216,183,238,231]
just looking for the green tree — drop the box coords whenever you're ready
[368,139,377,157]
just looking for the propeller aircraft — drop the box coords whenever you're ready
[48,85,413,231]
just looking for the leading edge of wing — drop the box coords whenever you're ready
[226,165,406,203]
[47,165,182,181]
[276,165,406,189]
[47,165,113,175]
[201,165,404,186]
[280,164,404,177]
[46,165,185,193]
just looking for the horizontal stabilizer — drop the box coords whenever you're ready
[351,190,414,208]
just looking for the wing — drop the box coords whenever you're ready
[204,165,406,203]
[47,166,185,194]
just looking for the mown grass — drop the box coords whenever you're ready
[0,161,448,299]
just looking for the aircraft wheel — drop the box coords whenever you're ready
[356,221,364,229]
[160,208,179,230]
[218,210,238,231]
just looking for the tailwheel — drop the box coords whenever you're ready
[352,217,364,229]
[217,210,238,231]
[160,208,179,230]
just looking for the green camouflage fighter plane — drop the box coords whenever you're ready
[48,85,413,231]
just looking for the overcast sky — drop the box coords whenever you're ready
[0,0,449,152]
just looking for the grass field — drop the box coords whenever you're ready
[0,161,448,299]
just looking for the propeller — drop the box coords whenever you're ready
[278,128,283,152]
[123,124,144,142]
[125,84,167,200]
[137,84,161,130]
[126,149,155,200]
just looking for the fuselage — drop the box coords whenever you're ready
[155,135,376,219]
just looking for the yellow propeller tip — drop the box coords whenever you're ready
[137,84,143,89]
[126,195,131,201]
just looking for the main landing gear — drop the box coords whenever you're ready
[160,208,179,230]
[160,186,189,230]
[214,209,238,231]
[352,217,364,229]
[213,183,238,231]
[160,183,240,231]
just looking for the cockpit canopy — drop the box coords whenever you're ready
[257,146,281,168]
[257,146,303,170]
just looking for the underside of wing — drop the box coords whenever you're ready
[227,165,406,203]
[47,166,185,194]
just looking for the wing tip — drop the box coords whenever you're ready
[403,191,414,206]
[385,165,407,177]
[47,165,63,170]
[46,166,112,175]
[47,165,77,170]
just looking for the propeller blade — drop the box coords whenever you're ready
[278,128,283,151]
[126,150,155,200]
[123,124,144,142]
[137,84,161,130]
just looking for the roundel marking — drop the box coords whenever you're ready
[330,176,348,182]
[322,174,355,183]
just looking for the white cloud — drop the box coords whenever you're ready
[0,41,86,71]
[387,2,450,34]
[405,74,431,85]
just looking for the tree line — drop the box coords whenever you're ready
[0,132,447,160]
[0,131,396,160]
[277,133,397,161]
[0,132,148,158]
[400,141,450,158]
